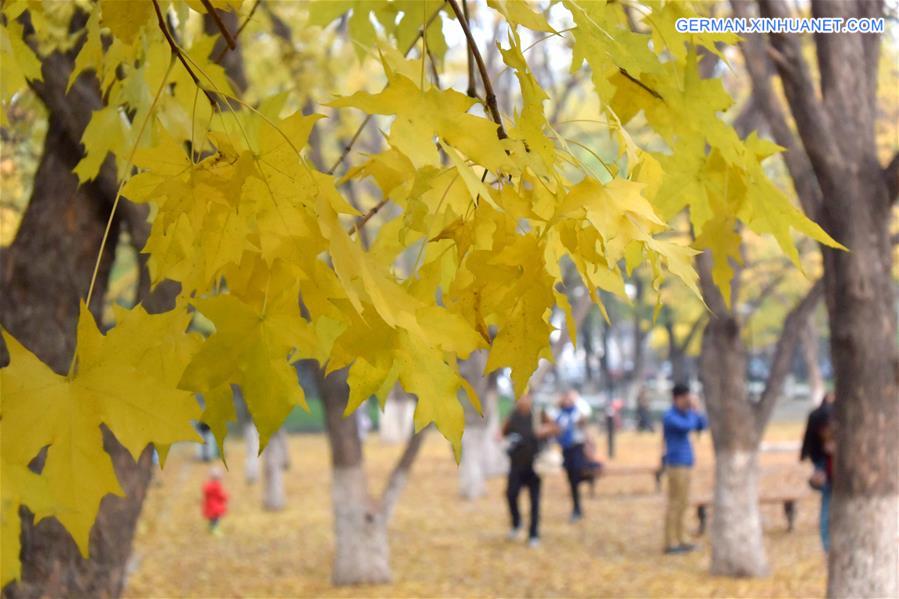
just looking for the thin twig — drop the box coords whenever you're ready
[618,67,663,101]
[348,198,389,235]
[462,0,476,98]
[152,0,218,107]
[202,0,236,50]
[446,0,507,139]
[327,115,372,175]
[327,1,446,175]
[213,0,262,61]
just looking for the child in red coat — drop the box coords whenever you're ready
[202,467,228,533]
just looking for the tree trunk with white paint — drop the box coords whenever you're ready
[711,450,769,577]
[458,353,506,499]
[331,466,391,585]
[379,391,414,444]
[698,293,770,578]
[828,494,898,598]
[459,425,488,499]
[735,2,899,593]
[262,429,287,511]
[244,421,260,485]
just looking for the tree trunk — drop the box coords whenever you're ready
[0,36,167,595]
[671,350,689,387]
[379,391,414,444]
[317,368,391,585]
[697,255,769,578]
[458,353,506,499]
[822,217,898,598]
[243,421,260,484]
[331,465,391,585]
[710,449,768,577]
[262,429,287,511]
[748,1,899,592]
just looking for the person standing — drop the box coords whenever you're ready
[202,466,229,535]
[800,392,835,552]
[662,383,707,554]
[636,387,655,433]
[502,391,556,547]
[553,389,592,522]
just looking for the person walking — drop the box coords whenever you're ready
[552,389,592,522]
[662,383,707,554]
[800,392,835,552]
[502,391,557,547]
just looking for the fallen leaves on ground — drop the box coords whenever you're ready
[124,422,825,598]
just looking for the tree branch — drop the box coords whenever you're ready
[213,0,262,61]
[379,426,429,521]
[754,277,824,432]
[757,0,841,181]
[461,0,476,98]
[742,271,787,321]
[348,198,388,236]
[152,0,218,108]
[201,0,236,50]
[676,314,707,355]
[730,0,823,219]
[445,0,507,139]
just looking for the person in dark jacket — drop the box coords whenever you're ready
[662,383,707,554]
[503,391,557,547]
[800,392,835,551]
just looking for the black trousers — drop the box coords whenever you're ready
[562,444,588,516]
[506,464,541,539]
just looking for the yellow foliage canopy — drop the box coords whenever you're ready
[0,0,841,585]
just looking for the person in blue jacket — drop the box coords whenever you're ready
[662,383,707,554]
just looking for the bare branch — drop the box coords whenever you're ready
[757,0,841,179]
[201,0,236,50]
[754,278,825,432]
[152,0,218,108]
[676,314,707,355]
[348,198,388,236]
[213,0,262,61]
[446,0,508,139]
[462,0,476,98]
[730,0,823,219]
[379,427,429,521]
[742,272,787,321]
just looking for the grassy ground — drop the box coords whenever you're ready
[124,422,826,598]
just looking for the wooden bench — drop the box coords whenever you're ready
[588,465,663,496]
[691,494,803,535]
